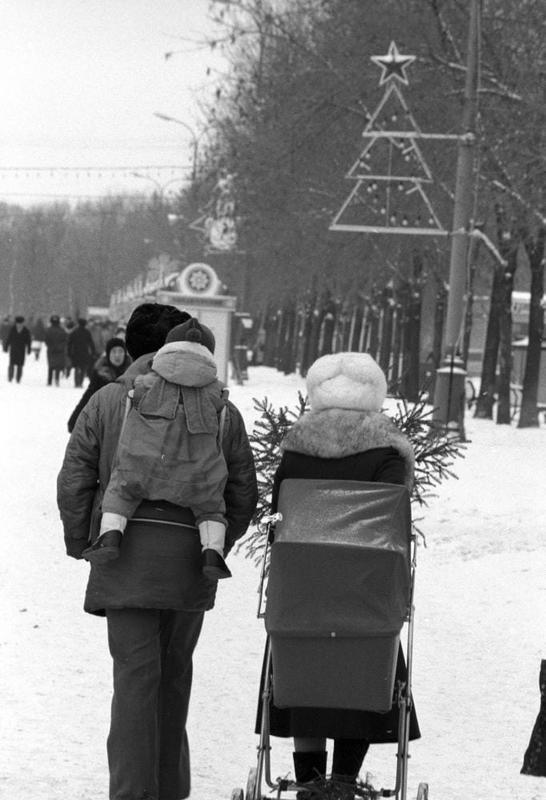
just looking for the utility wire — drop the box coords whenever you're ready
[0,165,191,173]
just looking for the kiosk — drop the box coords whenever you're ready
[156,263,236,383]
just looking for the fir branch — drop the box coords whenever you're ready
[237,390,465,564]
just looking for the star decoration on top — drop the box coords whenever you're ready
[371,41,416,86]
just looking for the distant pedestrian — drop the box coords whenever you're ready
[89,321,112,358]
[63,317,76,378]
[3,315,31,383]
[1,315,13,349]
[31,318,46,360]
[67,337,131,432]
[44,315,68,386]
[67,318,96,387]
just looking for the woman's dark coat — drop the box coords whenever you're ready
[258,408,420,744]
[57,353,258,616]
[44,323,67,370]
[3,325,31,365]
[67,323,96,369]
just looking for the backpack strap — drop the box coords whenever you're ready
[218,405,227,446]
[218,387,229,449]
[120,389,133,435]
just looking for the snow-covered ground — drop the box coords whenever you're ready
[1,352,545,800]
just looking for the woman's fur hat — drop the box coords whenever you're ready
[306,352,387,413]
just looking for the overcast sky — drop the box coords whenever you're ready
[1,0,225,204]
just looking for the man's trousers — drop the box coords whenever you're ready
[106,607,205,800]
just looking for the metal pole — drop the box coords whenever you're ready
[153,112,199,182]
[432,0,480,435]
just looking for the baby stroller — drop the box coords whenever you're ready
[231,479,428,800]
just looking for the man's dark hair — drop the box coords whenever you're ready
[125,303,191,359]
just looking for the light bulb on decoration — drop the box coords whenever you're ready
[402,216,409,226]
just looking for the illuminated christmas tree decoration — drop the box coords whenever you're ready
[330,43,449,236]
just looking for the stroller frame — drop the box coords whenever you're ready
[232,511,428,800]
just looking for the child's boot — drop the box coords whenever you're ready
[199,520,231,580]
[82,530,122,564]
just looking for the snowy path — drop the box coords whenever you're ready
[1,356,545,800]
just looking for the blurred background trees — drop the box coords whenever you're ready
[1,0,544,422]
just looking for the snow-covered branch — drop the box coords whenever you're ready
[427,54,523,103]
[489,179,546,226]
[470,228,508,266]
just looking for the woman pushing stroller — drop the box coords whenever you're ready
[259,351,421,798]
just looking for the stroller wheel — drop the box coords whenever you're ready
[246,767,258,800]
[230,790,244,800]
[416,783,429,799]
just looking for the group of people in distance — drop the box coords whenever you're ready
[1,312,128,388]
[56,301,419,800]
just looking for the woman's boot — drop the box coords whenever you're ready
[331,738,369,784]
[293,751,327,799]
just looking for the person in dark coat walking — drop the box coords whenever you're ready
[3,315,31,382]
[57,302,258,800]
[1,315,13,349]
[67,337,131,433]
[67,318,96,387]
[44,314,68,386]
[258,352,420,795]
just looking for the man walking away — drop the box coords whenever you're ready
[67,318,96,387]
[44,315,68,386]
[57,302,258,800]
[3,315,31,383]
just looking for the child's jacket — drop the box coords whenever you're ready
[102,340,228,522]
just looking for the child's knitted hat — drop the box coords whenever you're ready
[165,318,216,354]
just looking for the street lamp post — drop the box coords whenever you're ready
[153,112,206,183]
[432,0,481,438]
